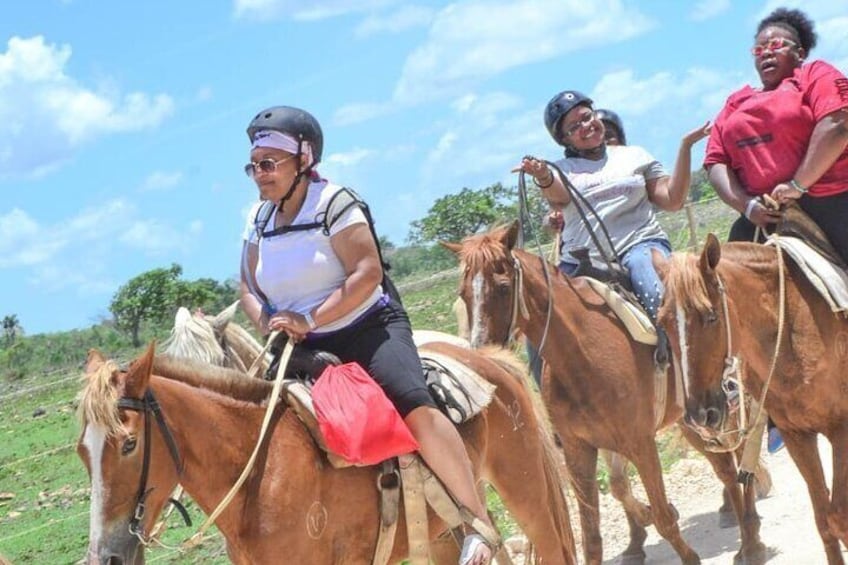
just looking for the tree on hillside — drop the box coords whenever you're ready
[407,182,552,246]
[2,314,22,347]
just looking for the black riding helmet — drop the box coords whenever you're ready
[543,90,593,146]
[247,105,324,164]
[595,109,627,145]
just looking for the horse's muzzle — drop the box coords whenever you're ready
[684,402,726,439]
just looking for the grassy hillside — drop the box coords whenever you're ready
[0,198,737,564]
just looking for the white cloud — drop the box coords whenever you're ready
[139,171,184,192]
[333,101,391,126]
[354,5,434,38]
[120,220,190,254]
[590,67,743,118]
[690,0,730,22]
[392,0,656,105]
[234,0,397,21]
[0,36,174,178]
[325,148,375,167]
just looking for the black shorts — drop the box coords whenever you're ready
[304,299,435,418]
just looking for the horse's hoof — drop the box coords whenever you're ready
[718,509,738,529]
[735,542,768,565]
[618,550,646,565]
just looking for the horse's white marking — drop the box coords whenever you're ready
[506,399,524,431]
[83,424,107,551]
[306,501,328,539]
[675,305,691,394]
[470,272,487,347]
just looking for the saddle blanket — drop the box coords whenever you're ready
[583,277,657,345]
[767,236,848,313]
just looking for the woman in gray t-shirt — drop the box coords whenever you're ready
[518,90,709,361]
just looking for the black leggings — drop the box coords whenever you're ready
[304,299,435,418]
[729,192,848,264]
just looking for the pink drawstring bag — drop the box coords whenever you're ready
[312,362,420,466]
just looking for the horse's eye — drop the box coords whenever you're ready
[705,309,718,325]
[121,437,137,456]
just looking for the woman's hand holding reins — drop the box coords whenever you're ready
[513,155,553,187]
[267,310,310,343]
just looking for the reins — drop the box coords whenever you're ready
[704,239,786,453]
[184,332,293,548]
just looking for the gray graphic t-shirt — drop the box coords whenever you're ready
[556,145,669,267]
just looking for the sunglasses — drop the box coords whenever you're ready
[751,37,797,57]
[562,110,596,139]
[243,156,296,178]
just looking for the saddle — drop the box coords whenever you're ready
[266,337,500,565]
[774,200,847,270]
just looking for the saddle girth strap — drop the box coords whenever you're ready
[372,459,400,565]
[399,454,430,564]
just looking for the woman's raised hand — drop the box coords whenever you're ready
[683,121,712,147]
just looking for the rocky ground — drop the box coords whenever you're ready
[507,434,844,564]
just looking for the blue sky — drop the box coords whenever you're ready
[1,0,846,335]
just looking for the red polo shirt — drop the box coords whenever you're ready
[705,60,848,197]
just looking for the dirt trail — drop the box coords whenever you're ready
[592,435,844,564]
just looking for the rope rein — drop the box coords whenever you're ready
[183,333,292,548]
[706,238,786,452]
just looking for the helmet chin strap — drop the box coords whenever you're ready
[277,137,314,208]
[566,141,607,160]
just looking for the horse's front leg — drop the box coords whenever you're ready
[826,425,848,550]
[782,428,844,565]
[602,450,650,563]
[561,434,602,565]
[629,437,700,565]
[697,443,765,565]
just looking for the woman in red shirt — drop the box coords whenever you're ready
[704,7,848,263]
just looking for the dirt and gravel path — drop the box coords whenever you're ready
[591,435,842,564]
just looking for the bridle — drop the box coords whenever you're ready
[696,242,786,453]
[117,390,191,542]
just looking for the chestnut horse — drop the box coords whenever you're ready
[656,234,848,564]
[443,222,766,565]
[77,340,576,564]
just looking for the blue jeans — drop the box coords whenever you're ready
[620,239,671,322]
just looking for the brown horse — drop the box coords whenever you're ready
[656,234,848,564]
[77,339,576,564]
[443,222,766,565]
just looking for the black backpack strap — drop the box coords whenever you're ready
[324,187,403,305]
[253,200,276,241]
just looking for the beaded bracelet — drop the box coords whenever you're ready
[789,179,808,194]
[535,173,554,189]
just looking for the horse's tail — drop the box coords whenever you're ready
[480,346,576,563]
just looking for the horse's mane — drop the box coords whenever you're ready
[152,355,272,404]
[161,307,225,367]
[665,243,779,315]
[457,229,510,274]
[77,360,123,436]
[663,253,712,315]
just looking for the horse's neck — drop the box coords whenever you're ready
[151,377,278,518]
[516,251,583,340]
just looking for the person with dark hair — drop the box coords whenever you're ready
[240,105,497,563]
[703,8,848,454]
[705,7,848,258]
[518,92,709,366]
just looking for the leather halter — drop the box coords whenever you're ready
[117,390,191,541]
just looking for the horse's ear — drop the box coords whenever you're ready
[504,220,520,251]
[125,341,156,396]
[210,299,239,331]
[438,241,463,256]
[700,233,722,274]
[652,249,670,282]
[84,349,107,375]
